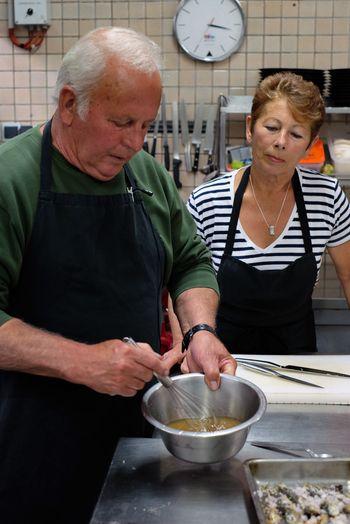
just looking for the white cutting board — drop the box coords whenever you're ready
[234,354,350,404]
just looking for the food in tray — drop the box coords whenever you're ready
[258,482,350,523]
[167,415,241,432]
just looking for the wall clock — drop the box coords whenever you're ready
[173,0,245,62]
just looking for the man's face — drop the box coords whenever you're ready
[68,64,162,181]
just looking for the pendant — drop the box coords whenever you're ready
[268,225,275,236]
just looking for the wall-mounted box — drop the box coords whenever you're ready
[1,122,32,142]
[13,0,50,26]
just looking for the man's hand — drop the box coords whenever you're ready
[0,319,172,398]
[180,330,237,390]
[71,339,170,397]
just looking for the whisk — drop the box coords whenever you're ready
[123,337,218,431]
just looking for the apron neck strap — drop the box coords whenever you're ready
[223,166,250,256]
[223,166,313,257]
[292,169,313,254]
[124,163,138,191]
[40,119,54,192]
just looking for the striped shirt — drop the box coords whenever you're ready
[187,167,350,277]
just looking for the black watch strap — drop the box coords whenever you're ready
[182,323,217,351]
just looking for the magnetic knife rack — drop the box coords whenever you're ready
[147,121,209,135]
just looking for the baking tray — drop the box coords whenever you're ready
[244,458,350,523]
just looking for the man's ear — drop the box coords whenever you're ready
[58,86,78,125]
[246,115,252,143]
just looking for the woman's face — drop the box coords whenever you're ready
[246,98,317,178]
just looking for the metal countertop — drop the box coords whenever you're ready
[91,404,350,524]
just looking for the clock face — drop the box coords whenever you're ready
[173,0,245,62]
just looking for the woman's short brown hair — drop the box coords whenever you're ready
[250,72,325,142]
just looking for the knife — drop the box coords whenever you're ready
[236,358,350,378]
[150,113,160,157]
[238,361,324,388]
[179,99,192,172]
[201,104,216,175]
[191,103,204,173]
[171,101,182,189]
[161,95,170,171]
[249,442,309,458]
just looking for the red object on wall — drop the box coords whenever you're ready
[160,290,173,355]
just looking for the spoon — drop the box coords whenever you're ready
[250,441,333,458]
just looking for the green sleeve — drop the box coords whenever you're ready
[166,185,219,301]
[0,205,24,325]
[0,129,41,326]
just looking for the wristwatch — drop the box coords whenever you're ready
[182,323,217,351]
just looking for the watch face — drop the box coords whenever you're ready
[173,0,245,62]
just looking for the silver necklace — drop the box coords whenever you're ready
[250,176,290,236]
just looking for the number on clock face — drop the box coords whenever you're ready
[173,0,245,62]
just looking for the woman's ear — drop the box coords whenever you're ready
[58,86,78,125]
[246,115,253,143]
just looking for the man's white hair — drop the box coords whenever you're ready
[53,26,162,119]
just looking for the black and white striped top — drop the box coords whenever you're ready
[187,167,350,275]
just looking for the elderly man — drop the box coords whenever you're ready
[0,27,235,523]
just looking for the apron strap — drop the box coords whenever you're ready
[223,166,250,257]
[292,170,313,254]
[124,163,137,191]
[223,166,313,258]
[124,163,153,199]
[40,119,54,193]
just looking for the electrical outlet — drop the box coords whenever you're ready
[13,0,50,26]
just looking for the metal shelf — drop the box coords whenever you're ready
[325,107,350,114]
[222,96,350,115]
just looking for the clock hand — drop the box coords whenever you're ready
[208,23,231,30]
[196,17,215,48]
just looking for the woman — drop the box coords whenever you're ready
[188,72,350,354]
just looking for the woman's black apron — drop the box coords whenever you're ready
[0,121,165,523]
[216,166,318,354]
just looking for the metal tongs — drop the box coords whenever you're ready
[237,359,323,388]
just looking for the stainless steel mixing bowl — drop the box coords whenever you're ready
[142,373,266,464]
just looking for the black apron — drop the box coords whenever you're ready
[0,121,165,523]
[216,166,318,354]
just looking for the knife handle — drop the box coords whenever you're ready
[192,145,200,172]
[142,139,149,153]
[150,138,157,157]
[173,158,182,189]
[164,144,170,171]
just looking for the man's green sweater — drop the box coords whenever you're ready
[0,126,218,325]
